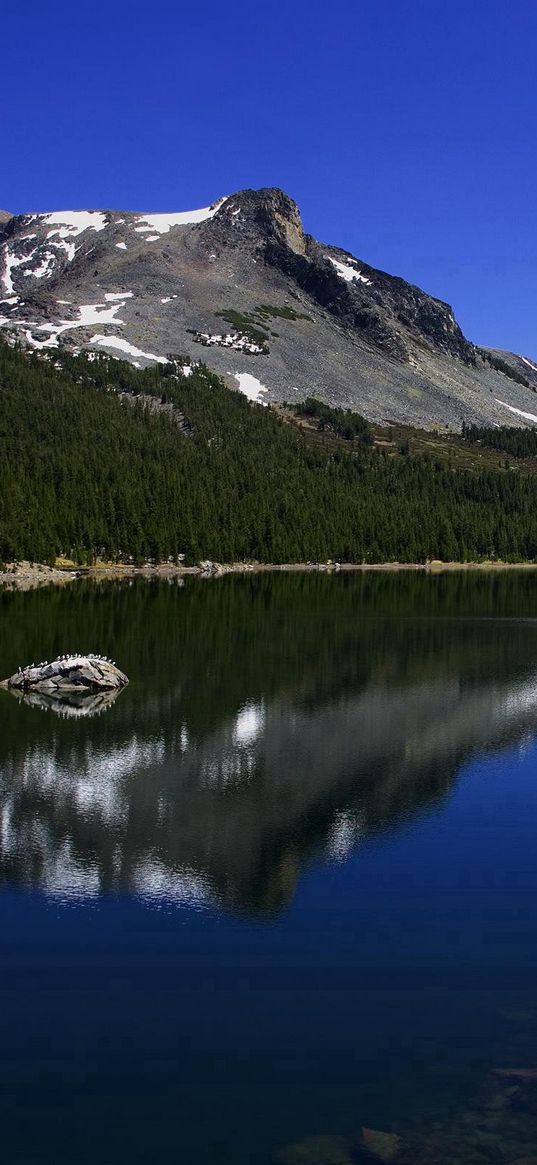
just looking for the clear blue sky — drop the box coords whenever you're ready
[3,0,536,357]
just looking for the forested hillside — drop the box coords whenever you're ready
[2,340,537,565]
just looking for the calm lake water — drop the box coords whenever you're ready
[1,573,537,1164]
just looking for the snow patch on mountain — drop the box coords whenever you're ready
[44,233,76,262]
[134,197,227,236]
[2,213,111,293]
[496,399,537,424]
[42,211,107,236]
[91,335,168,364]
[234,372,269,404]
[74,302,126,327]
[327,255,372,286]
[2,244,35,295]
[24,300,127,349]
[27,250,59,279]
[193,331,265,354]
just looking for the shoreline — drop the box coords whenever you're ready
[3,558,537,590]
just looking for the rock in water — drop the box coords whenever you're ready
[2,654,128,693]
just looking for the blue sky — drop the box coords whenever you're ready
[3,0,536,356]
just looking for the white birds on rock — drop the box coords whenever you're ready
[2,654,128,693]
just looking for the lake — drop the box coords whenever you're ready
[1,572,537,1164]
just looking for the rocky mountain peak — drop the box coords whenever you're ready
[205,187,306,255]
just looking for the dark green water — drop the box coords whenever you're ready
[1,573,537,1163]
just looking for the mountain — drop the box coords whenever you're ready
[1,186,537,429]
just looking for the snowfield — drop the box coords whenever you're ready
[496,399,537,424]
[42,211,107,236]
[24,300,128,350]
[90,335,168,364]
[234,372,269,404]
[134,197,227,235]
[327,255,372,286]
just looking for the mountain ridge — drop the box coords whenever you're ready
[1,186,536,430]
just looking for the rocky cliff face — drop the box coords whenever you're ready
[1,187,537,429]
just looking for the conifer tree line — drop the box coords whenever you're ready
[293,396,373,444]
[2,338,537,565]
[462,421,537,460]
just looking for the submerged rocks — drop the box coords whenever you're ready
[492,1068,537,1084]
[2,654,128,694]
[275,1130,402,1165]
[276,1135,353,1165]
[360,1128,401,1162]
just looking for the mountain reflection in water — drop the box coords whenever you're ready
[1,572,537,913]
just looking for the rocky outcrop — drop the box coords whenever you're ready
[202,187,307,256]
[2,653,128,693]
[202,188,472,362]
